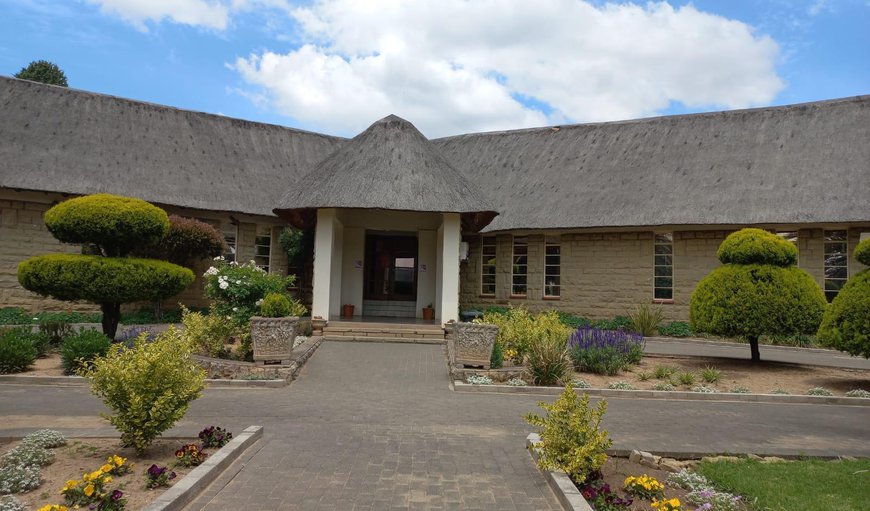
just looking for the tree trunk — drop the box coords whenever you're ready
[101,302,121,340]
[749,335,761,362]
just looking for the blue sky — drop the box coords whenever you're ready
[1,0,867,137]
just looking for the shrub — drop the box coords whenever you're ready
[506,377,527,386]
[38,318,73,346]
[135,215,225,267]
[22,429,67,449]
[14,60,68,86]
[80,327,206,454]
[466,374,492,385]
[526,335,570,386]
[653,365,676,379]
[570,378,590,389]
[691,385,716,393]
[490,340,504,369]
[628,304,664,336]
[700,366,721,383]
[0,330,37,374]
[817,267,870,358]
[557,312,591,330]
[730,386,750,394]
[568,326,645,375]
[607,381,634,390]
[1,443,54,467]
[259,293,292,318]
[525,386,612,485]
[765,333,816,348]
[685,489,743,511]
[181,307,236,358]
[592,315,633,330]
[806,387,833,396]
[1,327,50,359]
[636,370,652,381]
[0,495,25,511]
[0,463,42,493]
[769,388,790,395]
[657,321,693,337]
[198,426,233,448]
[60,329,111,375]
[677,371,696,386]
[204,258,302,325]
[691,230,826,362]
[0,308,30,326]
[845,389,870,398]
[652,382,675,391]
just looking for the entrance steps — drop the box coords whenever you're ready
[323,320,445,344]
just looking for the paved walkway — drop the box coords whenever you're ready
[645,337,870,370]
[1,341,869,510]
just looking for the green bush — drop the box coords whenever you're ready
[628,304,664,336]
[557,312,591,330]
[525,386,612,485]
[181,307,237,358]
[657,321,693,337]
[81,326,206,455]
[60,329,111,375]
[854,238,870,266]
[591,315,633,330]
[38,318,73,345]
[527,335,570,386]
[0,330,38,374]
[44,194,169,256]
[490,340,504,369]
[818,270,870,358]
[692,230,825,362]
[135,215,225,267]
[716,228,797,266]
[204,259,302,325]
[479,307,570,362]
[260,293,292,318]
[0,308,30,325]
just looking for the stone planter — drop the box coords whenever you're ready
[454,322,498,369]
[250,316,299,362]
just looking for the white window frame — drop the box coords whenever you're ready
[480,236,497,296]
[511,236,528,297]
[823,229,849,302]
[222,223,238,263]
[653,232,674,301]
[254,225,272,273]
[544,236,561,298]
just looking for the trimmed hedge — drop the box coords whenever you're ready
[259,293,292,318]
[60,329,111,375]
[818,269,870,358]
[716,228,798,266]
[690,264,826,339]
[136,215,225,266]
[855,238,870,267]
[44,194,169,255]
[18,254,194,303]
[0,329,38,374]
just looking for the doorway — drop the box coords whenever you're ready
[364,234,418,317]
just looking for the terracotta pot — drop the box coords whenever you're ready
[422,307,435,320]
[341,304,355,318]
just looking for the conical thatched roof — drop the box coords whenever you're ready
[273,115,498,231]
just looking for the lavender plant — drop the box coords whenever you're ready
[568,326,645,375]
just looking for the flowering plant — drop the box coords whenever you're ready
[204,258,302,325]
[145,464,176,489]
[623,474,665,499]
[36,506,68,511]
[578,473,632,510]
[651,497,683,511]
[568,326,645,375]
[175,444,207,467]
[61,467,113,507]
[91,489,126,511]
[198,426,233,448]
[103,455,132,476]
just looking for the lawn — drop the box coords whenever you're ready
[697,459,870,511]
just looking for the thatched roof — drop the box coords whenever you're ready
[0,76,344,216]
[433,95,870,232]
[273,115,498,231]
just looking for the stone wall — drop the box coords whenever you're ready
[460,225,870,322]
[0,188,290,312]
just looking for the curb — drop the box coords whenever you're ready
[526,433,592,511]
[454,381,870,407]
[0,374,287,388]
[142,425,263,511]
[645,336,845,355]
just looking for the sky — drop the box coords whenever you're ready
[0,0,867,138]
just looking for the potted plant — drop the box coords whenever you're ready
[250,293,298,363]
[422,303,435,320]
[454,322,499,369]
[342,303,355,318]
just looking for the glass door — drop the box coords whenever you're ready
[364,235,418,301]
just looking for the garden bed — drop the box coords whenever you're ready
[1,437,203,510]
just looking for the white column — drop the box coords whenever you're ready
[438,213,461,323]
[312,208,336,319]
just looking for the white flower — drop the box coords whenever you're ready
[219,281,229,290]
[232,307,238,312]
[213,255,225,261]
[255,299,263,306]
[204,267,219,276]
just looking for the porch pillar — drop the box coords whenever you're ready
[312,208,337,319]
[438,213,461,323]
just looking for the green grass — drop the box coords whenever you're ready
[697,459,870,511]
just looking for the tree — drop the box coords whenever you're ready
[136,215,226,267]
[690,228,826,362]
[817,238,870,358]
[17,194,194,339]
[14,60,68,87]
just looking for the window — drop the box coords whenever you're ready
[512,236,528,296]
[544,237,561,298]
[481,236,497,295]
[654,233,673,300]
[255,225,272,272]
[824,230,848,302]
[222,223,238,263]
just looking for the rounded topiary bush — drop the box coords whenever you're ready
[259,292,292,318]
[716,228,798,266]
[44,194,169,256]
[817,240,870,358]
[136,215,226,267]
[60,329,111,375]
[0,329,38,374]
[691,228,825,361]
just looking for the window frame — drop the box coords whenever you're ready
[653,232,674,302]
[543,236,561,299]
[511,236,528,297]
[480,236,497,296]
[254,225,272,273]
[823,229,849,302]
[222,223,239,263]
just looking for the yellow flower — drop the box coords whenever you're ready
[83,484,95,497]
[100,463,113,473]
[111,455,125,466]
[62,479,78,491]
[103,476,113,484]
[37,506,69,511]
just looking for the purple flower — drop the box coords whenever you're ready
[111,490,124,501]
[147,464,164,476]
[169,471,177,480]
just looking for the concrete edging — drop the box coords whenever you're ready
[454,381,870,406]
[526,433,592,511]
[645,336,843,355]
[142,425,263,511]
[0,374,286,388]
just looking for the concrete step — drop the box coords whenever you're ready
[324,335,446,344]
[326,320,443,331]
[324,326,444,337]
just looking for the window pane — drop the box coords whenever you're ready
[825,290,839,302]
[545,276,560,286]
[513,255,528,265]
[512,285,527,295]
[655,265,672,277]
[482,284,495,295]
[545,255,561,265]
[825,279,846,291]
[655,233,673,243]
[825,267,848,280]
[654,288,673,300]
[546,245,561,256]
[654,255,672,266]
[654,244,673,255]
[825,244,847,256]
[545,265,560,276]
[824,230,847,241]
[654,277,673,289]
[255,245,270,257]
[482,274,496,284]
[513,275,527,286]
[824,254,847,267]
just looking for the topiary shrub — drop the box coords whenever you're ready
[490,340,504,369]
[259,293,292,318]
[0,329,38,374]
[691,229,825,362]
[180,306,236,358]
[80,326,206,455]
[135,215,226,267]
[18,194,194,339]
[60,329,111,375]
[817,239,870,358]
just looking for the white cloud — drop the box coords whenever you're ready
[231,0,784,137]
[84,0,290,31]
